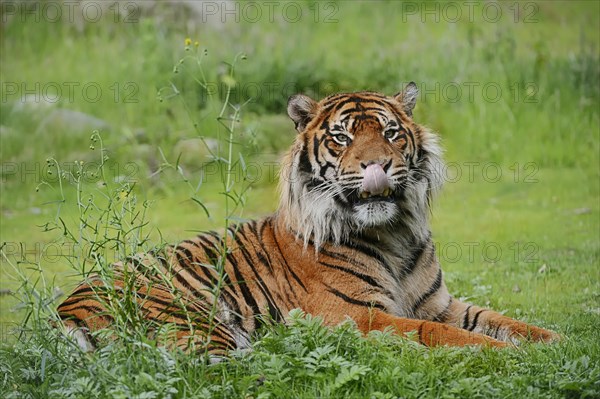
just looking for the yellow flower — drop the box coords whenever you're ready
[194,41,199,47]
[184,38,192,46]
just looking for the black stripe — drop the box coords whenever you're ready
[333,97,387,112]
[468,309,486,332]
[332,192,350,207]
[325,143,340,158]
[57,292,109,310]
[325,284,385,310]
[266,228,302,305]
[411,268,443,314]
[171,248,240,314]
[223,242,261,329]
[253,223,275,275]
[273,231,307,292]
[312,135,321,164]
[182,239,242,324]
[127,256,149,275]
[298,136,312,174]
[59,285,97,305]
[259,218,270,239]
[432,298,453,323]
[230,229,283,322]
[173,249,212,293]
[205,322,237,344]
[196,235,221,260]
[339,105,388,117]
[298,233,386,275]
[59,304,110,318]
[148,250,170,272]
[492,324,501,339]
[134,290,221,329]
[404,125,416,152]
[462,305,473,330]
[318,161,335,180]
[237,226,273,274]
[319,261,386,291]
[317,166,334,182]
[196,235,234,287]
[235,226,282,317]
[404,234,431,275]
[345,240,387,265]
[179,238,245,327]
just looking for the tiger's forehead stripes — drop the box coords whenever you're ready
[322,91,389,108]
[323,110,403,136]
[318,93,408,134]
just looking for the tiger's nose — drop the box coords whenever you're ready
[360,160,392,172]
[361,163,391,196]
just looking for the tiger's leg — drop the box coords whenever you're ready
[437,298,560,344]
[57,275,249,356]
[56,277,115,352]
[358,309,508,347]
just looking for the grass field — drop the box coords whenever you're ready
[1,1,599,398]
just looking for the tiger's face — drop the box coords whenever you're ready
[281,83,443,247]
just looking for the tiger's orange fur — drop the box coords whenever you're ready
[57,84,559,355]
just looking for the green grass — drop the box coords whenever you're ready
[1,1,599,398]
[2,311,599,398]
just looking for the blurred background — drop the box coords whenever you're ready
[0,1,598,327]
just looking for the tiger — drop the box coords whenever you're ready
[57,83,559,356]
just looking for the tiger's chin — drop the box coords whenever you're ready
[352,201,398,227]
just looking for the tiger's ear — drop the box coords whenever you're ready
[395,82,419,117]
[287,94,318,132]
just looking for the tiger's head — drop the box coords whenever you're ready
[278,83,444,248]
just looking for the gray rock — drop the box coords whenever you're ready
[36,108,110,136]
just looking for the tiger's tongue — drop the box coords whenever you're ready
[361,164,390,196]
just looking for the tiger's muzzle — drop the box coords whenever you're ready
[360,163,392,199]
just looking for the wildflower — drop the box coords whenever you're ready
[194,41,199,47]
[184,38,192,46]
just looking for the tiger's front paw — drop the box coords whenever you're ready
[420,322,509,348]
[529,326,562,343]
[511,324,561,344]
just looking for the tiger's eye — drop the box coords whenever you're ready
[384,130,397,140]
[333,134,350,145]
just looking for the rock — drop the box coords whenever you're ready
[573,207,591,215]
[9,94,55,113]
[36,108,110,136]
